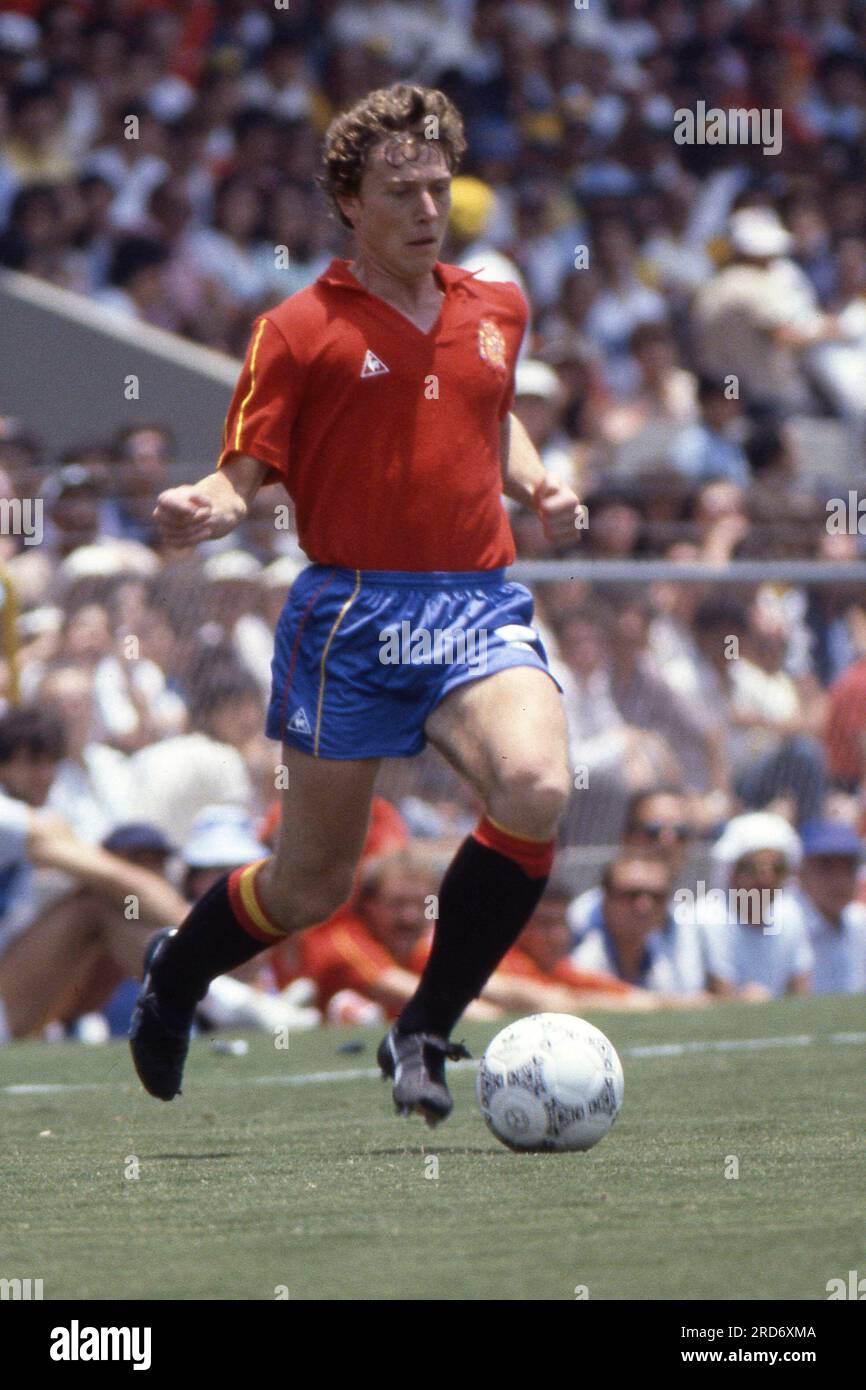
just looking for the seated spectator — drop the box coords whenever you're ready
[95,812,319,1036]
[105,424,173,547]
[604,588,717,794]
[26,597,184,753]
[698,813,812,1000]
[512,359,576,491]
[282,845,498,1024]
[597,321,697,469]
[571,849,709,1000]
[554,603,682,845]
[0,707,188,1041]
[569,787,708,997]
[129,663,262,843]
[729,603,828,827]
[39,464,105,558]
[102,821,176,876]
[669,376,751,486]
[793,821,866,994]
[184,173,268,304]
[582,215,667,397]
[38,662,135,843]
[691,206,843,417]
[96,233,174,326]
[488,868,653,1013]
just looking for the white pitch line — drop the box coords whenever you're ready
[3,1031,865,1097]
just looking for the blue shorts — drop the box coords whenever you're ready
[266,565,562,759]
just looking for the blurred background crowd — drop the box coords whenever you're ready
[0,0,865,1041]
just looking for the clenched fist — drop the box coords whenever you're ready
[532,474,583,548]
[154,483,244,548]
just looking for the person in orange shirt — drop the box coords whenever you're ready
[287,845,497,1024]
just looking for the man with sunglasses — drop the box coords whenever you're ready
[699,812,812,999]
[792,821,866,995]
[570,850,703,995]
[568,788,707,996]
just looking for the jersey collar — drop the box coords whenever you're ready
[317,258,478,294]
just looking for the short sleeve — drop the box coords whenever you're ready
[497,281,529,420]
[217,316,304,484]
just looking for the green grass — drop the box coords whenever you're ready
[2,995,864,1300]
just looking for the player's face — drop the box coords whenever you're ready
[340,139,452,277]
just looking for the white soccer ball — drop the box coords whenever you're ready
[476,1013,624,1152]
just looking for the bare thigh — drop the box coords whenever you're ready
[424,666,571,839]
[257,745,381,930]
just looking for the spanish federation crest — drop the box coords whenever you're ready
[477,318,507,370]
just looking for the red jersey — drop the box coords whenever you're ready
[217,259,527,571]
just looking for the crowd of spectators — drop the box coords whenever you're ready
[0,1,865,1041]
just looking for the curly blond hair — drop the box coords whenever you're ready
[321,84,466,228]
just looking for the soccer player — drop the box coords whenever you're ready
[130,84,579,1124]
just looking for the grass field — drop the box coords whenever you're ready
[2,995,865,1301]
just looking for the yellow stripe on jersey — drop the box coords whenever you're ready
[233,317,268,454]
[314,570,362,756]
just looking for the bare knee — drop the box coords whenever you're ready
[259,857,357,933]
[486,759,571,839]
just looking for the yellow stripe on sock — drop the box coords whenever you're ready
[237,859,285,940]
[483,812,554,844]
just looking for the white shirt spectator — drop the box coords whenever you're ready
[47,744,136,846]
[569,887,707,996]
[792,887,866,995]
[698,890,813,997]
[130,733,253,845]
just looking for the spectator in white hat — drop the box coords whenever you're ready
[698,812,813,1000]
[692,206,846,415]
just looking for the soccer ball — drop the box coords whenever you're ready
[476,1013,624,1153]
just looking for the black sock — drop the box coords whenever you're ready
[396,836,549,1038]
[151,873,272,1014]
